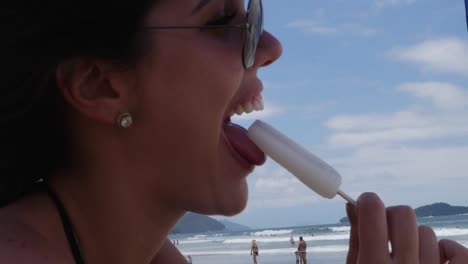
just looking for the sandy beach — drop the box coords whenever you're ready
[185,252,346,264]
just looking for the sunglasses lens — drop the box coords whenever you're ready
[243,0,263,69]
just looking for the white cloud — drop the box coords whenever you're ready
[341,23,379,37]
[247,161,320,209]
[325,82,468,148]
[286,20,378,37]
[375,0,417,9]
[326,111,432,131]
[391,38,468,77]
[333,145,468,182]
[321,82,468,206]
[399,82,468,110]
[286,20,337,34]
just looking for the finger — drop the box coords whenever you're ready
[418,226,439,264]
[357,192,391,263]
[346,203,359,264]
[439,239,468,263]
[386,206,418,263]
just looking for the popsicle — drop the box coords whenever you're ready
[248,120,357,206]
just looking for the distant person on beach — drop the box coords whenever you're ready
[298,237,307,264]
[290,235,295,245]
[0,0,467,263]
[250,240,259,264]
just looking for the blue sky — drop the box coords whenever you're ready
[216,0,468,228]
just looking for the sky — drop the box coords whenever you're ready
[215,0,468,229]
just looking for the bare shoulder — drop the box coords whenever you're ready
[0,211,68,264]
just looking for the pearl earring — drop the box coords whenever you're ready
[117,112,133,128]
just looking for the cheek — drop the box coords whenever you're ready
[147,32,244,104]
[129,34,249,212]
[139,34,244,137]
[133,35,245,174]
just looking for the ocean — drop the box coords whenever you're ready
[170,214,468,264]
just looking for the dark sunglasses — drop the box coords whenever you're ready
[143,0,263,69]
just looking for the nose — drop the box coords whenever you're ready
[252,30,283,68]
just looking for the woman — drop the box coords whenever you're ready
[0,0,466,263]
[250,240,259,264]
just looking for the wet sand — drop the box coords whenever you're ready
[186,251,347,264]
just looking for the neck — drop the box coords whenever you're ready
[49,166,184,264]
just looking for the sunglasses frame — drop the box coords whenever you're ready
[465,0,468,31]
[143,0,263,69]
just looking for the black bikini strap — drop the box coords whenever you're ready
[46,186,85,264]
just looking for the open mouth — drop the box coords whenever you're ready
[222,94,266,169]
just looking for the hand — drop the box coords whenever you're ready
[346,192,440,263]
[439,239,468,263]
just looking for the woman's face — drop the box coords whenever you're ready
[129,0,282,215]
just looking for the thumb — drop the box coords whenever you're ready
[346,203,359,264]
[439,239,468,263]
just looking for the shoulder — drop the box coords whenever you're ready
[0,210,69,263]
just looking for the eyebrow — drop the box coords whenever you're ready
[192,0,212,14]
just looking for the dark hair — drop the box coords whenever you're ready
[0,0,156,206]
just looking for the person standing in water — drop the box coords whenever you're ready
[250,240,259,264]
[298,236,307,264]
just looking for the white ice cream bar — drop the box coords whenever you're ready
[248,120,354,204]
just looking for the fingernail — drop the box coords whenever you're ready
[357,192,378,204]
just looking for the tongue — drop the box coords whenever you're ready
[223,122,266,166]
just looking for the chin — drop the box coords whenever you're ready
[215,180,249,216]
[218,201,248,216]
[188,178,249,216]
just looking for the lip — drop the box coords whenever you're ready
[221,126,255,173]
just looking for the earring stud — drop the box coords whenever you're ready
[117,112,133,128]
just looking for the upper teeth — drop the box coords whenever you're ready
[230,97,264,116]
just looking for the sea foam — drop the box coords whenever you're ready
[182,245,349,256]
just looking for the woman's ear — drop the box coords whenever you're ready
[56,57,135,126]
